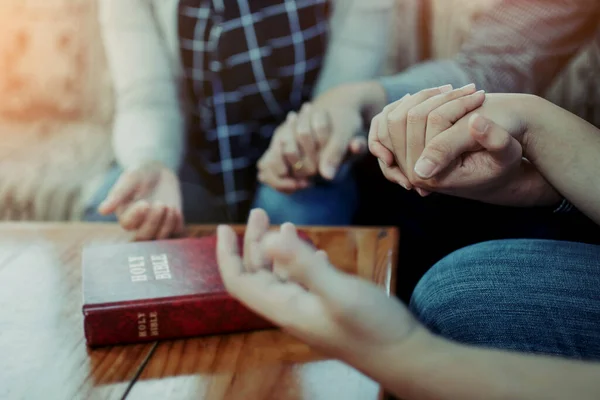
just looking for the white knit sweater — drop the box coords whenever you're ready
[98,0,395,171]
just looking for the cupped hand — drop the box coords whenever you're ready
[98,161,184,240]
[217,208,427,361]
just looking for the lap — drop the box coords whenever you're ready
[411,239,600,360]
[83,162,357,225]
[252,163,357,225]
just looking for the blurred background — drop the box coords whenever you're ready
[0,0,596,222]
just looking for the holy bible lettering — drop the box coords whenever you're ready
[128,253,172,282]
[137,311,159,338]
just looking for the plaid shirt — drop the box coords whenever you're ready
[178,0,329,220]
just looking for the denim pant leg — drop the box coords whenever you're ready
[252,163,357,225]
[82,163,230,224]
[410,239,600,360]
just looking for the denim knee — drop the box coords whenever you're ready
[409,239,600,359]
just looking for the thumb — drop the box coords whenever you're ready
[469,113,522,164]
[97,171,140,215]
[319,128,351,180]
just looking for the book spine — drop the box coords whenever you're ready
[83,295,274,347]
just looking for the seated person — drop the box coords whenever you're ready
[86,0,395,239]
[216,88,600,399]
[263,0,600,300]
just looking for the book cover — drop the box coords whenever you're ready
[82,232,311,347]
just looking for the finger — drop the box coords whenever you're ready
[257,148,288,177]
[257,170,309,193]
[217,224,245,284]
[310,107,331,149]
[262,224,339,296]
[424,88,486,144]
[349,136,368,155]
[243,208,271,272]
[295,104,318,176]
[316,250,328,262]
[98,171,141,215]
[173,210,185,235]
[387,87,451,172]
[135,202,167,241]
[469,113,522,164]
[281,112,302,168]
[378,159,412,190]
[376,96,408,162]
[368,114,396,166]
[415,188,432,197]
[414,92,488,180]
[318,124,353,180]
[272,223,298,282]
[406,84,476,171]
[156,208,178,240]
[118,200,151,231]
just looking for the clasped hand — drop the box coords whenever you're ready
[257,102,366,193]
[368,84,525,201]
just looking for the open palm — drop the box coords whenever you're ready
[216,209,424,362]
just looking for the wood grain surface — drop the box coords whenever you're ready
[0,223,398,400]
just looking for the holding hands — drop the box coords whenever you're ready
[258,98,367,193]
[369,85,558,207]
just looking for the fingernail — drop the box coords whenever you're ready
[471,114,489,133]
[379,157,389,167]
[461,83,476,91]
[414,157,439,179]
[321,164,336,180]
[438,84,453,93]
[398,181,411,190]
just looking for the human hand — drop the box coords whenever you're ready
[217,208,428,363]
[369,87,559,206]
[368,84,485,193]
[97,161,184,240]
[257,93,367,192]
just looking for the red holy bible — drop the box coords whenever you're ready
[82,233,301,347]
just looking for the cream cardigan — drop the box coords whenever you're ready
[98,0,395,171]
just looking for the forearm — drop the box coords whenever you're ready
[372,335,600,400]
[312,0,394,97]
[99,0,185,172]
[379,0,598,104]
[523,97,600,224]
[343,332,600,400]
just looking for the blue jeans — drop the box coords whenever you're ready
[83,162,357,225]
[411,239,600,360]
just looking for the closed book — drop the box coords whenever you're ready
[82,233,307,347]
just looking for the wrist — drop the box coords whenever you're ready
[374,331,456,399]
[516,95,553,163]
[315,81,387,125]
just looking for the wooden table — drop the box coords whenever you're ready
[0,223,398,400]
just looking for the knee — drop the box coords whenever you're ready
[253,181,356,226]
[409,240,521,345]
